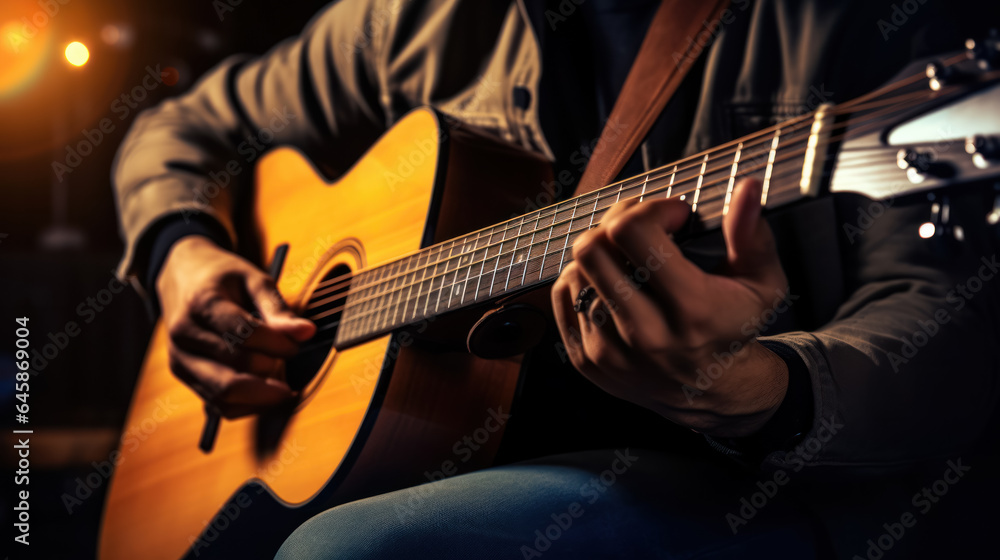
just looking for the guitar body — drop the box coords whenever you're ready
[99,108,554,560]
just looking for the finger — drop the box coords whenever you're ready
[551,264,588,369]
[722,178,783,284]
[571,228,670,348]
[247,275,317,342]
[579,298,633,372]
[558,260,633,375]
[603,198,704,314]
[170,324,284,375]
[196,296,301,358]
[169,346,295,419]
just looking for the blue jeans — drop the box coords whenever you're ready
[274,449,820,559]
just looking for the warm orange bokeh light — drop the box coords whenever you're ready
[64,40,88,66]
[0,18,52,98]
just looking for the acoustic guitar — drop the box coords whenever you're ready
[99,47,1000,559]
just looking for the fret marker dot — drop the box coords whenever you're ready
[679,194,686,201]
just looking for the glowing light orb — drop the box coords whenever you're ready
[64,41,88,66]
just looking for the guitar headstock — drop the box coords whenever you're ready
[827,35,1000,205]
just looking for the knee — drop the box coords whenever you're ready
[274,506,378,560]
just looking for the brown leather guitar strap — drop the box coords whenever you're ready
[574,0,731,196]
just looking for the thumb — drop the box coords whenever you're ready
[247,275,316,342]
[722,179,783,282]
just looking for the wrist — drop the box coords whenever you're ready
[741,341,790,431]
[699,341,790,438]
[156,235,226,297]
[705,339,815,466]
[144,214,233,310]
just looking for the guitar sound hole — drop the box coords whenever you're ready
[285,263,352,392]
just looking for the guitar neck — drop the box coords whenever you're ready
[332,109,830,348]
[332,57,1000,349]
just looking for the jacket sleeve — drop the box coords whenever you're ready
[758,191,1000,472]
[112,0,391,284]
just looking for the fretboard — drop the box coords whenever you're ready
[331,112,822,348]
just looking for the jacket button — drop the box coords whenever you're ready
[513,86,531,109]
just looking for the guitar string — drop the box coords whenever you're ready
[310,87,931,298]
[311,56,987,305]
[320,106,930,332]
[307,161,835,336]
[321,92,939,332]
[317,72,991,342]
[306,89,936,321]
[306,87,934,310]
[309,83,943,306]
[312,66,994,335]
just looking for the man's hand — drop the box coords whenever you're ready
[552,179,790,437]
[156,236,316,418]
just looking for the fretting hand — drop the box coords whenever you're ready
[552,178,790,437]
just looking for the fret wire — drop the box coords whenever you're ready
[433,240,450,312]
[503,217,528,293]
[458,231,482,305]
[451,236,472,309]
[487,221,510,297]
[385,259,404,331]
[724,142,743,216]
[556,196,584,279]
[390,258,408,331]
[351,269,376,333]
[762,129,781,206]
[368,266,384,335]
[412,250,428,321]
[422,243,442,316]
[585,191,600,232]
[520,210,543,287]
[693,154,708,212]
[442,239,458,309]
[536,208,555,282]
[497,217,522,293]
[639,173,648,202]
[401,259,415,323]
[354,263,374,336]
[453,236,470,307]
[470,226,493,305]
[668,165,676,198]
[387,257,404,329]
[370,261,393,334]
[395,256,415,327]
[456,236,472,306]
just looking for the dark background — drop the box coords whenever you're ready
[0,1,332,558]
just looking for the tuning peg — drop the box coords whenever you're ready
[898,148,953,183]
[920,194,965,242]
[925,61,954,91]
[966,135,1000,169]
[965,29,1000,70]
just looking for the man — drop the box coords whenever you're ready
[113,0,1000,557]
